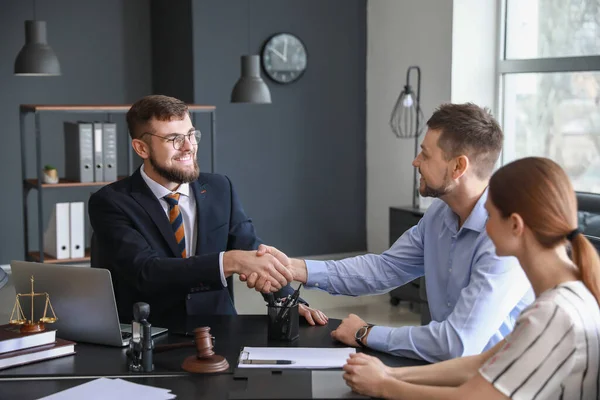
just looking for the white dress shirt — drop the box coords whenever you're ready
[140,165,227,287]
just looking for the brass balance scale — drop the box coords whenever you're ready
[9,276,57,333]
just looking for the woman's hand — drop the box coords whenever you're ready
[342,353,392,398]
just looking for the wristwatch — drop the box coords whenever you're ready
[355,324,374,347]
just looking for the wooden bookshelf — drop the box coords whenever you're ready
[19,104,216,264]
[23,177,126,190]
[28,248,91,264]
[20,104,216,112]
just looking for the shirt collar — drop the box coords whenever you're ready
[443,187,489,234]
[462,188,489,233]
[140,164,190,200]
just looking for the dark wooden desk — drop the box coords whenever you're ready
[0,315,427,399]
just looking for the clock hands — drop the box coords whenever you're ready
[263,33,306,83]
[269,47,287,62]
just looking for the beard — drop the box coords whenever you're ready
[148,150,200,184]
[419,169,453,198]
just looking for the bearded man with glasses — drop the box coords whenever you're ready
[89,95,327,326]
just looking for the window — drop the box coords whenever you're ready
[499,0,600,193]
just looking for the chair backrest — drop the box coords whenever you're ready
[577,192,600,238]
[90,232,120,304]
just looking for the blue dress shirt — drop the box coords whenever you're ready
[305,189,534,362]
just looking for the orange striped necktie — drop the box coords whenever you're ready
[164,193,187,258]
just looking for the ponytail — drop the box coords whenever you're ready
[571,234,600,306]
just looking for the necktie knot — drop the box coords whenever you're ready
[164,193,180,207]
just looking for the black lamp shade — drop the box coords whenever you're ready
[231,55,271,104]
[14,20,61,76]
[390,88,423,139]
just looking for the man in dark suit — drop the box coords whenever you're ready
[89,95,327,325]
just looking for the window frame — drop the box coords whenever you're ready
[496,0,600,170]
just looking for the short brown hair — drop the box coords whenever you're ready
[126,95,189,140]
[427,103,503,179]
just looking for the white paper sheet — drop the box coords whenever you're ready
[39,377,176,400]
[238,346,356,369]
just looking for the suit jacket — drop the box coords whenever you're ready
[89,169,294,323]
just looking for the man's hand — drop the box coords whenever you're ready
[330,314,368,347]
[240,244,293,284]
[298,304,328,326]
[342,353,392,398]
[254,244,308,283]
[223,250,293,293]
[256,244,290,266]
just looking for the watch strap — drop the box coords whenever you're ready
[355,323,375,347]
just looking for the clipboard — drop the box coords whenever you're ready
[238,347,356,369]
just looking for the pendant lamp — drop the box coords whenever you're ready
[14,0,61,76]
[230,0,271,103]
[231,55,271,103]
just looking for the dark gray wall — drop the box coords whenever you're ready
[189,0,367,256]
[0,0,366,264]
[0,0,152,264]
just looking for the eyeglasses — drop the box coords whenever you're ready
[141,130,201,150]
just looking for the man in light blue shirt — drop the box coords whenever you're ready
[252,103,533,362]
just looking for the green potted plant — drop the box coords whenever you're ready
[43,164,59,184]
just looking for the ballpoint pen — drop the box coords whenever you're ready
[240,359,295,365]
[275,284,302,323]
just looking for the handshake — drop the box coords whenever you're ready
[222,244,307,293]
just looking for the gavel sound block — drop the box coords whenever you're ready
[181,327,229,373]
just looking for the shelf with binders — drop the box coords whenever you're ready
[23,177,128,191]
[28,248,92,264]
[19,104,217,264]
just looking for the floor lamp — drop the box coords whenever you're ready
[390,66,425,209]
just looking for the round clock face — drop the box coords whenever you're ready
[262,33,307,84]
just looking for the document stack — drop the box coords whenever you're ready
[0,324,75,370]
[64,121,117,183]
[44,202,85,260]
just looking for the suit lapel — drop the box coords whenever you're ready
[130,170,180,257]
[191,179,209,255]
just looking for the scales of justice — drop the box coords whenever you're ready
[9,275,57,333]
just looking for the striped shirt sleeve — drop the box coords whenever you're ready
[479,300,577,400]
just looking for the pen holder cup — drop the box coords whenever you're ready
[267,304,299,342]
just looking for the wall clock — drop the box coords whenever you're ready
[261,33,307,84]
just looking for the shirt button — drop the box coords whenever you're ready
[447,302,451,307]
[314,283,320,288]
[448,268,452,272]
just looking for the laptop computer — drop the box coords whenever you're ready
[10,261,168,347]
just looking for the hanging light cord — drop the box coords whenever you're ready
[247,0,251,54]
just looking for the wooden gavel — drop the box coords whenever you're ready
[153,326,229,373]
